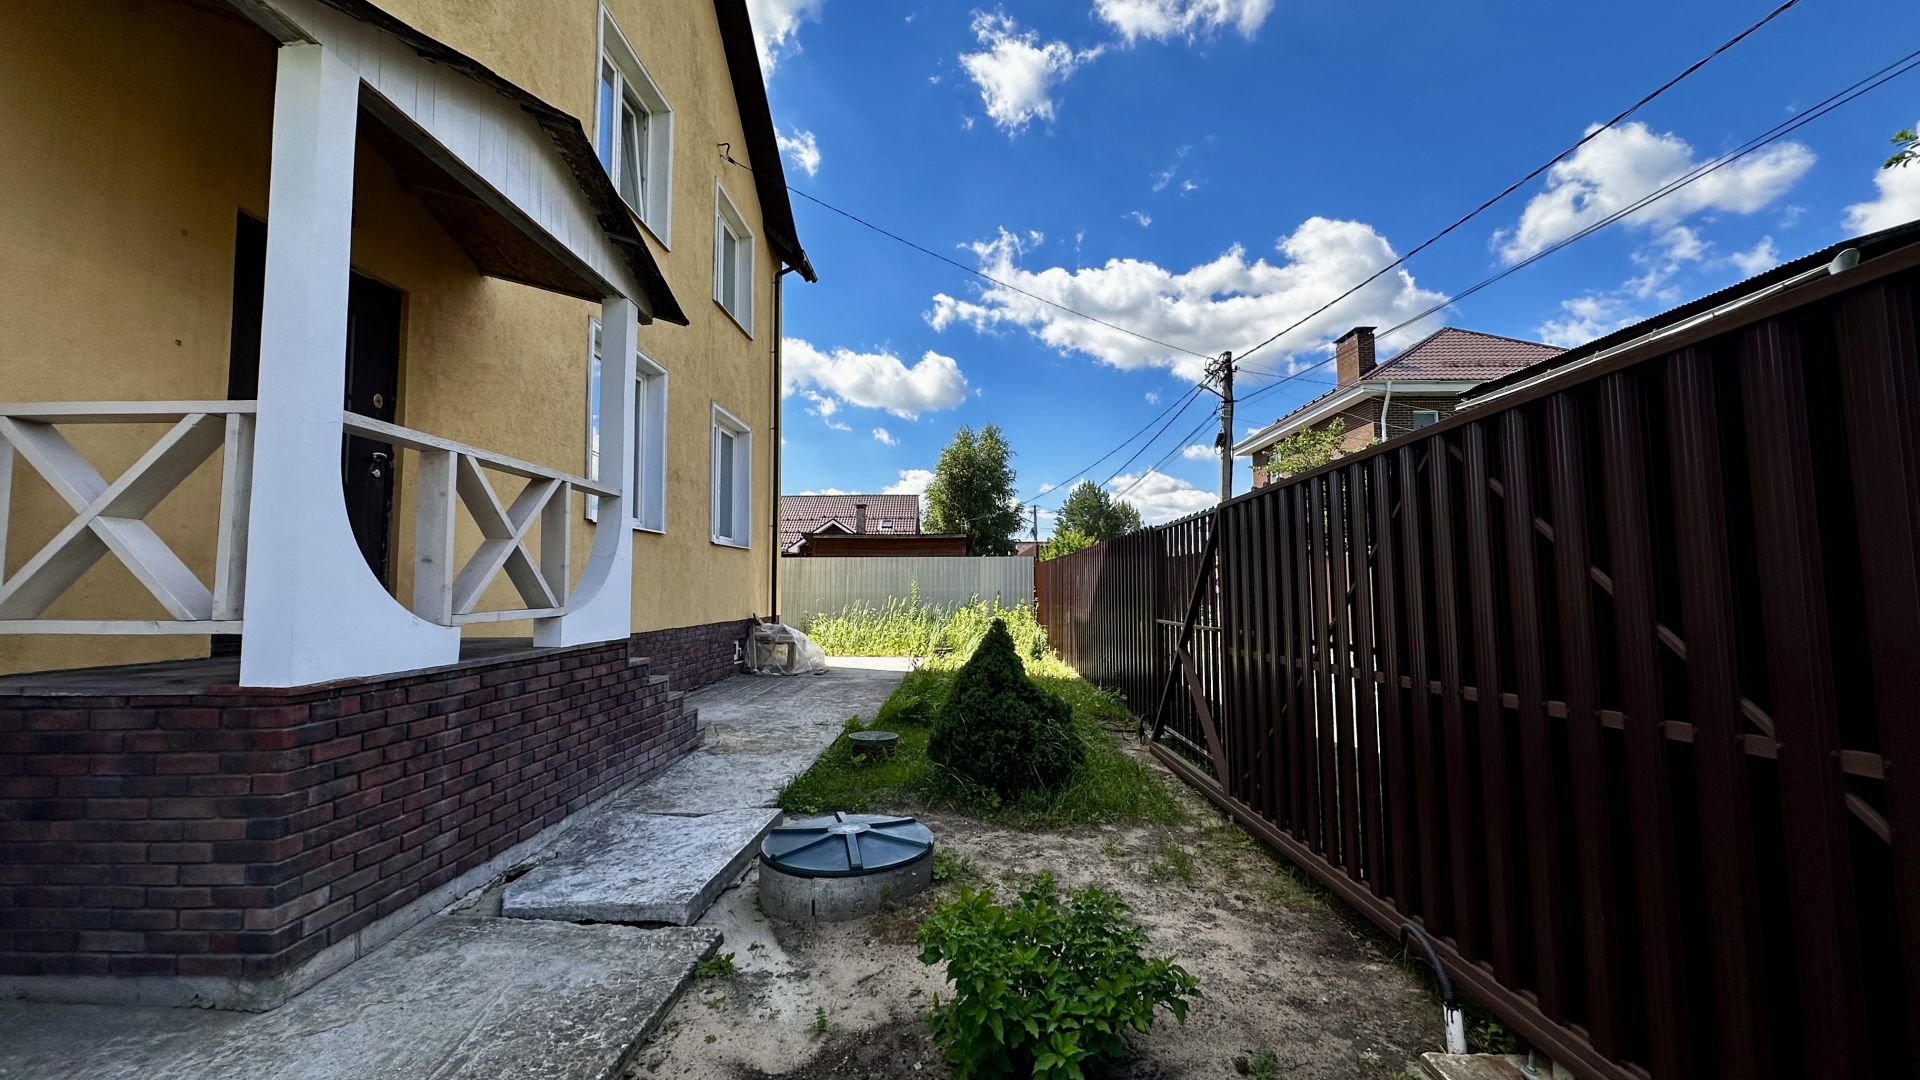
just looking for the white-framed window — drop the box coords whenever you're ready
[710,403,752,547]
[597,10,673,242]
[586,318,668,531]
[713,183,754,334]
[1412,408,1441,430]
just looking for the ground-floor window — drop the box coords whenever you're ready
[587,318,669,530]
[710,403,752,547]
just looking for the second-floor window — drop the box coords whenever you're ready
[598,15,673,241]
[713,184,754,333]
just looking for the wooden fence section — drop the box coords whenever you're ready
[1038,245,1920,1080]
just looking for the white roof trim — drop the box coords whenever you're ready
[1231,380,1481,457]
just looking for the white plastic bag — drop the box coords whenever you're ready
[747,622,829,675]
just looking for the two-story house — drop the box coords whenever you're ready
[0,0,811,1007]
[1233,326,1562,484]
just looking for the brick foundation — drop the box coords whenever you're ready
[0,637,700,1007]
[631,617,754,691]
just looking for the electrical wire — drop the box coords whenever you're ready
[1023,381,1213,504]
[1224,0,1807,367]
[1371,47,1920,345]
[722,153,1216,364]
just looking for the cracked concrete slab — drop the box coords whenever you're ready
[502,807,780,925]
[0,917,719,1080]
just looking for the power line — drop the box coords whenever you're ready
[1024,381,1213,504]
[722,154,1216,364]
[1372,47,1920,346]
[1114,407,1223,500]
[1224,0,1806,367]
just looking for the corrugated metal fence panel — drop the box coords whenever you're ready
[1038,246,1920,1080]
[780,556,1035,626]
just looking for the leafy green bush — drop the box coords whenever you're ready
[802,592,1049,659]
[928,619,1082,797]
[917,874,1199,1079]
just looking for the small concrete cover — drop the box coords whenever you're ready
[761,813,933,877]
[0,917,719,1080]
[503,806,780,925]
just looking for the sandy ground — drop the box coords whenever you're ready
[627,742,1442,1080]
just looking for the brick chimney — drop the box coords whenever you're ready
[854,503,868,533]
[1335,326,1377,386]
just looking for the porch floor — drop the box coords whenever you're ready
[0,637,550,696]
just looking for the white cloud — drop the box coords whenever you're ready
[800,390,839,417]
[1094,0,1275,43]
[784,339,971,418]
[745,0,824,74]
[1180,179,1199,196]
[1109,470,1216,524]
[798,487,851,495]
[1537,295,1637,349]
[1124,210,1152,228]
[1036,481,1058,495]
[872,427,898,446]
[1496,122,1814,264]
[777,128,821,176]
[1151,165,1179,192]
[825,419,851,432]
[1622,225,1708,302]
[1180,443,1218,460]
[928,217,1447,382]
[959,11,1102,134]
[885,469,936,495]
[1144,390,1161,405]
[1729,236,1780,278]
[1843,160,1920,233]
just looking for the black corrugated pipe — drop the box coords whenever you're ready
[1400,922,1468,1054]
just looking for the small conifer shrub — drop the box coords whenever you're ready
[927,618,1083,796]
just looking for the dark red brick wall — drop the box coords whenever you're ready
[631,617,752,692]
[0,638,698,985]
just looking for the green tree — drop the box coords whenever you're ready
[1886,125,1919,170]
[1053,481,1142,541]
[1257,418,1349,480]
[1038,527,1096,561]
[922,424,1025,556]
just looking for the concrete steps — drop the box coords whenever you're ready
[0,918,721,1080]
[501,804,779,925]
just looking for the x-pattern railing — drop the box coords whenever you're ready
[0,402,253,633]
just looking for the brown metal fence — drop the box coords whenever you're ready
[1036,244,1920,1080]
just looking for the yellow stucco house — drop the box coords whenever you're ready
[1,0,814,686]
[0,0,815,1005]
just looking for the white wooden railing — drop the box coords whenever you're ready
[341,413,616,626]
[0,403,614,636]
[0,402,255,634]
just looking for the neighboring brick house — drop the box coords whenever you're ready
[1233,326,1562,486]
[779,494,970,557]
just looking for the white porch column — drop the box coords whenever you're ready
[538,295,637,647]
[239,44,458,688]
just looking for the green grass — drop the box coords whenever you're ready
[801,593,1051,659]
[778,648,1186,830]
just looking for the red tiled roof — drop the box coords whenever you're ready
[1368,327,1563,382]
[779,494,921,549]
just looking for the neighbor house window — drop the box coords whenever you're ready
[1412,409,1441,430]
[597,13,673,241]
[711,404,752,547]
[586,318,668,530]
[713,184,754,333]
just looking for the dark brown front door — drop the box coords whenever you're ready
[227,213,404,584]
[340,273,403,584]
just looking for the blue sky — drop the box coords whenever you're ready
[755,0,1920,532]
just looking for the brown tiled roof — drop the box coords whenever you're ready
[780,494,921,549]
[1369,327,1563,381]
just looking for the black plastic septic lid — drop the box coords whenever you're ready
[761,812,934,878]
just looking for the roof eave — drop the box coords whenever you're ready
[711,0,817,283]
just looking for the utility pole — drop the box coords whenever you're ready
[1031,504,1039,544]
[1216,351,1235,502]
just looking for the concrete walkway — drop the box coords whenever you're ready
[0,660,911,1080]
[501,657,910,925]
